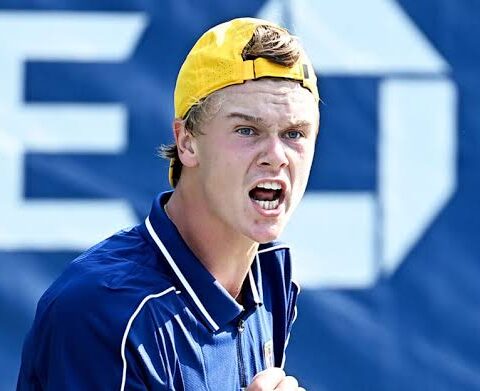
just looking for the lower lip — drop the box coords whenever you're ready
[249,198,285,217]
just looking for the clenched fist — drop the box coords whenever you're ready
[246,368,306,391]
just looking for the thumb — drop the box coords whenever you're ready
[248,367,285,389]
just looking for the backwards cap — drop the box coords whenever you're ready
[170,17,319,186]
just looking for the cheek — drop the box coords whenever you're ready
[200,143,247,188]
[287,153,314,203]
[218,137,253,168]
[300,140,316,167]
[291,145,315,177]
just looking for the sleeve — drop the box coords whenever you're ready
[17,284,149,391]
[124,300,180,390]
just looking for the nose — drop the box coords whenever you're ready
[257,136,289,169]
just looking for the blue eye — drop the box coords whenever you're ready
[236,127,255,136]
[285,130,303,139]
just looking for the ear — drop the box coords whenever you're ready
[173,119,199,168]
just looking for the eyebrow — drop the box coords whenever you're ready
[226,112,264,124]
[226,112,312,128]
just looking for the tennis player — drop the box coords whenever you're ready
[17,17,319,390]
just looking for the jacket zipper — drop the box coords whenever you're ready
[237,318,247,390]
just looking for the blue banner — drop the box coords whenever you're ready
[1,1,479,389]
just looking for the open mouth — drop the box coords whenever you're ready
[248,181,284,210]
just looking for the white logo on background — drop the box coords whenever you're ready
[260,0,457,288]
[0,12,146,250]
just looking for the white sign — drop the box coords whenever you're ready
[0,12,146,249]
[260,0,457,288]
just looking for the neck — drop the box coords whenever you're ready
[165,186,259,301]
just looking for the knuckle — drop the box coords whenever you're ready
[285,375,299,386]
[248,368,286,390]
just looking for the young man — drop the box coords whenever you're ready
[17,17,319,390]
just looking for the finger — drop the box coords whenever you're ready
[274,375,298,390]
[298,388,306,391]
[249,368,285,389]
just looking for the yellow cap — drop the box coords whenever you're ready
[170,17,319,187]
[174,17,318,118]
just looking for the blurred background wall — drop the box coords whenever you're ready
[1,0,479,389]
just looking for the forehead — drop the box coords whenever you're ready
[215,78,319,125]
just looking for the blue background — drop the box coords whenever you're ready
[1,1,479,390]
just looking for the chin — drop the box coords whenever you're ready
[247,226,284,244]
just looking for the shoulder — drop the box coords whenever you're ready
[20,226,181,389]
[34,226,177,342]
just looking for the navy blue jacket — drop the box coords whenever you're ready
[17,192,299,390]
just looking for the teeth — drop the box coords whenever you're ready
[254,199,280,210]
[256,181,282,190]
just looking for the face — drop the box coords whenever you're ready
[184,78,319,244]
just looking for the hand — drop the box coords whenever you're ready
[246,368,306,391]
